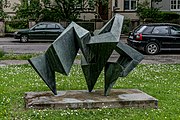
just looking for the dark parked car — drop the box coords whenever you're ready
[14,22,65,42]
[127,23,180,54]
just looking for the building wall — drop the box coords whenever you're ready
[152,0,170,11]
[152,0,180,15]
[2,0,20,16]
[118,12,138,20]
[79,13,96,21]
[111,0,147,20]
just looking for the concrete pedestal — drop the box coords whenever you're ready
[24,89,158,109]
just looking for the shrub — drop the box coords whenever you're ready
[163,12,180,20]
[159,12,180,22]
[122,19,132,34]
[0,49,5,58]
[5,24,16,33]
[5,20,28,33]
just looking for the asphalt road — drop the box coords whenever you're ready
[1,37,180,64]
[0,37,51,54]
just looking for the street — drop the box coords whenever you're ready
[1,37,180,64]
[0,37,51,54]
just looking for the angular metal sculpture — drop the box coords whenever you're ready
[28,14,144,96]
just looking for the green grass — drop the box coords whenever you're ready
[0,49,5,58]
[0,53,41,60]
[0,53,81,60]
[0,64,180,119]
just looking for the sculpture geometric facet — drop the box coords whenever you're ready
[28,14,144,96]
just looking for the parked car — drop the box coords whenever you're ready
[14,22,65,42]
[127,23,180,55]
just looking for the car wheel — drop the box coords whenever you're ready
[20,35,28,43]
[145,42,159,55]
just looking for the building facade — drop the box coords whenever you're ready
[2,0,180,21]
[1,0,20,16]
[109,0,180,23]
[1,0,97,21]
[153,0,180,12]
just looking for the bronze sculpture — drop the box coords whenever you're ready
[28,14,144,96]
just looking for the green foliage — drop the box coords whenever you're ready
[5,24,15,33]
[12,0,42,21]
[8,21,28,29]
[5,20,28,32]
[136,1,159,21]
[46,0,85,21]
[0,53,41,60]
[12,0,106,22]
[39,9,60,22]
[0,0,7,19]
[159,12,180,22]
[0,10,7,20]
[122,19,132,34]
[0,64,180,119]
[0,49,5,58]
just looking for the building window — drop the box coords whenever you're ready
[171,0,180,11]
[124,0,136,10]
[115,0,118,7]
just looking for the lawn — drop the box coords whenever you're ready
[0,64,179,119]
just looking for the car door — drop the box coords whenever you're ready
[169,26,180,48]
[28,23,47,39]
[45,23,61,40]
[151,26,174,49]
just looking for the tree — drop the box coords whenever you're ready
[12,0,42,21]
[136,0,160,22]
[42,0,102,21]
[0,0,8,20]
[13,0,108,22]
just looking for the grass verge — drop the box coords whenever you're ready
[0,53,41,60]
[0,64,179,119]
[0,53,81,60]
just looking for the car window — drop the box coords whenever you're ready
[143,26,154,34]
[34,24,46,30]
[152,26,169,35]
[55,24,60,29]
[171,27,178,35]
[135,26,147,33]
[170,26,180,35]
[47,24,56,29]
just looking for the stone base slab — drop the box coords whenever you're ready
[24,89,158,109]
